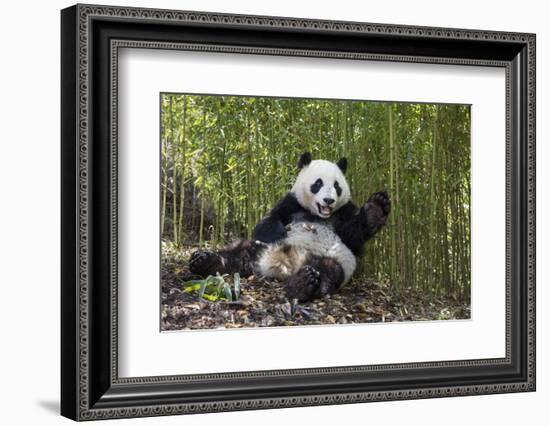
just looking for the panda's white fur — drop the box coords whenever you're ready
[256,159,356,285]
[257,221,357,284]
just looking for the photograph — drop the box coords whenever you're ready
[160,94,472,331]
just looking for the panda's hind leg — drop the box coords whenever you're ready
[285,257,345,302]
[285,265,321,302]
[189,240,266,277]
[189,250,225,277]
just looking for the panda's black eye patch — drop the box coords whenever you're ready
[310,178,323,194]
[334,181,342,196]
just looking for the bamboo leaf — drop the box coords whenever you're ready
[198,281,207,300]
[234,273,241,300]
[202,293,219,301]
[223,283,233,302]
[182,283,202,293]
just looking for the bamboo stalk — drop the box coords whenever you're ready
[387,103,397,283]
[246,103,253,239]
[217,99,227,246]
[169,96,179,245]
[160,96,168,237]
[429,107,438,290]
[177,96,187,246]
[199,107,206,247]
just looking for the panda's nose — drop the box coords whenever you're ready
[323,198,335,205]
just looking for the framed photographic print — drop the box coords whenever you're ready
[61,3,536,421]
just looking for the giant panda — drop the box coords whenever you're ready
[189,152,391,302]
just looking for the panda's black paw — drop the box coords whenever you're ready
[189,250,225,277]
[366,191,391,217]
[361,191,391,233]
[285,265,321,302]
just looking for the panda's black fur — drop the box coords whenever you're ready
[189,152,390,302]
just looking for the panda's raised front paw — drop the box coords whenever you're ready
[285,265,321,302]
[189,250,225,277]
[366,191,391,216]
[363,191,391,227]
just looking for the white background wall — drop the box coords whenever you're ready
[0,0,546,424]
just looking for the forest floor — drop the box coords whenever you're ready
[161,243,470,331]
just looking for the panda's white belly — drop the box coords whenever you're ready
[256,221,356,284]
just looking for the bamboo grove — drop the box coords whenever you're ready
[160,94,471,300]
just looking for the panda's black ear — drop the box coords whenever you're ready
[337,157,348,174]
[298,152,312,169]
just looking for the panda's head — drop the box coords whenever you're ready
[291,152,351,219]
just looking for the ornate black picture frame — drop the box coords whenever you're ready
[61,4,536,421]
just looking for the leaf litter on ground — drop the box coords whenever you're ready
[161,244,470,331]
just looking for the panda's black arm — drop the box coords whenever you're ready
[334,199,388,256]
[252,192,303,243]
[332,202,368,256]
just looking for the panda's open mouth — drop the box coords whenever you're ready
[316,203,333,218]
